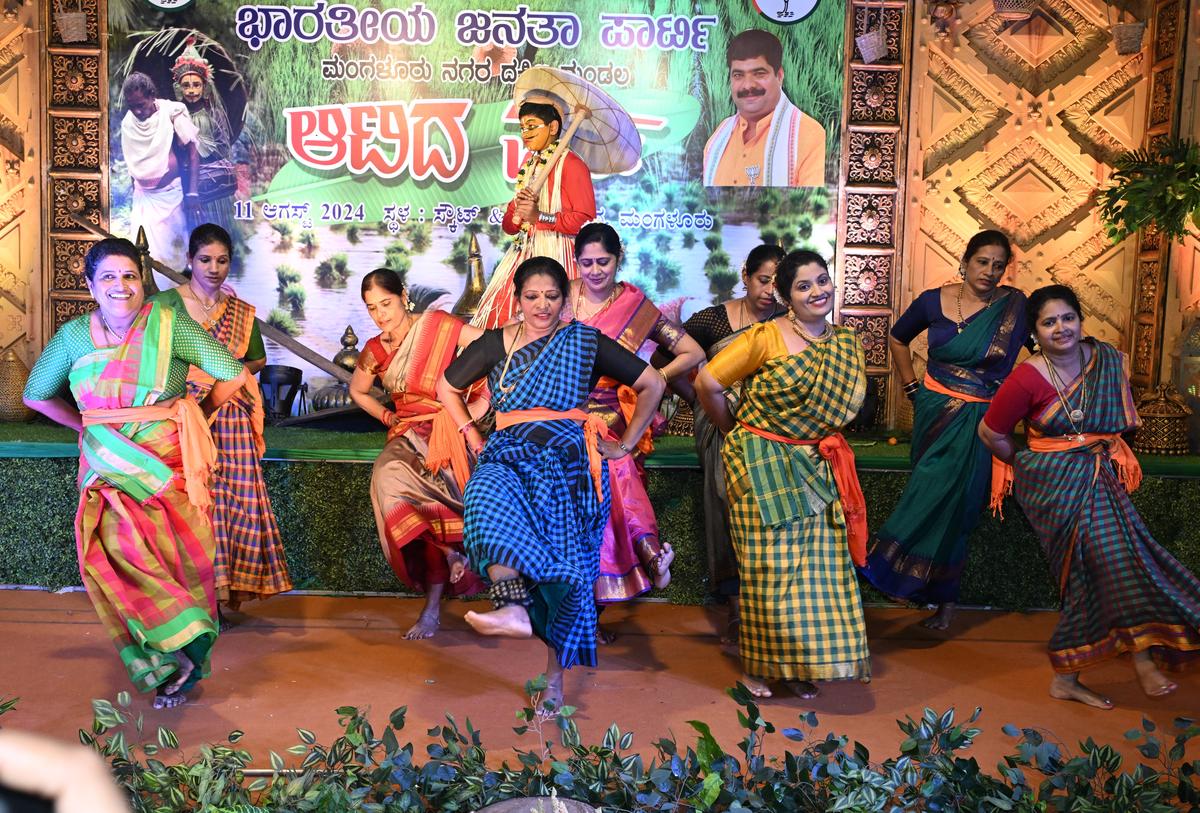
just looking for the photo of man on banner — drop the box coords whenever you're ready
[702,28,826,188]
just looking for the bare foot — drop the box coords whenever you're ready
[1049,673,1113,710]
[742,674,772,698]
[920,603,956,631]
[404,610,440,640]
[652,543,675,590]
[447,552,468,585]
[217,609,234,633]
[162,651,195,696]
[596,626,618,645]
[538,672,564,718]
[720,598,740,645]
[465,605,532,638]
[1133,651,1178,697]
[152,688,188,710]
[786,680,819,700]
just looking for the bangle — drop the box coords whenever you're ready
[656,367,670,383]
[457,419,475,434]
[380,409,394,426]
[185,191,200,198]
[902,379,919,401]
[617,441,632,455]
[537,212,557,225]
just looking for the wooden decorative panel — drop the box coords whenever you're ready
[842,253,892,307]
[1149,64,1174,128]
[49,54,101,109]
[847,131,898,185]
[851,5,903,65]
[849,68,901,126]
[1154,1,1179,62]
[50,238,95,292]
[50,115,102,172]
[47,0,100,48]
[51,177,102,233]
[52,297,96,331]
[841,312,890,369]
[845,192,895,247]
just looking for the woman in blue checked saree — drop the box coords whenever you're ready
[981,286,1200,709]
[437,257,665,712]
[696,250,871,700]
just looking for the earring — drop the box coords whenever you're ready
[406,299,416,313]
[1031,335,1040,353]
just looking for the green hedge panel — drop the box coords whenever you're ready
[3,456,1198,611]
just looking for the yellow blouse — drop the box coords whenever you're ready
[706,321,790,388]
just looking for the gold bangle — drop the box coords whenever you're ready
[457,419,475,434]
[657,367,670,383]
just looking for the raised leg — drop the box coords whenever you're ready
[464,565,533,638]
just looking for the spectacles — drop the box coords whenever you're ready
[519,123,547,134]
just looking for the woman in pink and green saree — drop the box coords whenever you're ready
[24,238,248,709]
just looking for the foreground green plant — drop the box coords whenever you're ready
[79,682,1198,813]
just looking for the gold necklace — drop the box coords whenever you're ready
[496,321,560,394]
[99,312,130,343]
[186,283,223,325]
[1044,344,1089,440]
[788,313,832,343]
[955,282,997,334]
[734,298,748,332]
[574,282,619,321]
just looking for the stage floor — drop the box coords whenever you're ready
[1,591,1196,771]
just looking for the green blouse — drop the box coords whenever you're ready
[151,287,266,362]
[23,308,244,402]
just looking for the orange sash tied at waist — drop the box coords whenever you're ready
[496,408,609,501]
[737,420,868,567]
[81,397,218,511]
[1027,432,1142,494]
[408,399,473,493]
[922,372,1015,517]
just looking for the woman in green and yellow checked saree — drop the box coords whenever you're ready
[24,238,248,709]
[696,250,871,700]
[980,285,1200,709]
[862,230,1029,631]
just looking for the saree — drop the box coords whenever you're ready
[364,310,484,596]
[462,321,611,669]
[71,303,222,693]
[575,283,681,601]
[714,323,870,681]
[686,304,785,596]
[470,149,594,330]
[154,288,290,602]
[1011,340,1200,673]
[864,289,1025,603]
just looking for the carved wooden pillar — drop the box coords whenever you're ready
[43,0,106,339]
[837,1,912,427]
[1130,0,1185,390]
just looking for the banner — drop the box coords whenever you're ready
[108,0,845,375]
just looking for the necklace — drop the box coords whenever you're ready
[574,282,619,322]
[99,311,130,343]
[955,282,997,333]
[788,313,832,344]
[1044,344,1089,440]
[186,283,223,325]
[735,298,748,332]
[496,321,561,395]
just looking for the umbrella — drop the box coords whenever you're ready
[513,65,641,204]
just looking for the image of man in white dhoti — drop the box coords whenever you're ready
[120,72,200,270]
[702,29,826,188]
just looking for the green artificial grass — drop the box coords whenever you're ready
[2,419,1198,608]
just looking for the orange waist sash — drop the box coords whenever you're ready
[496,408,608,501]
[923,373,1017,518]
[391,396,472,493]
[737,420,867,567]
[1027,432,1142,494]
[81,397,218,511]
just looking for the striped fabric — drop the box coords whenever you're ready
[167,289,292,602]
[64,302,222,692]
[1012,340,1200,673]
[716,324,871,681]
[463,321,609,669]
